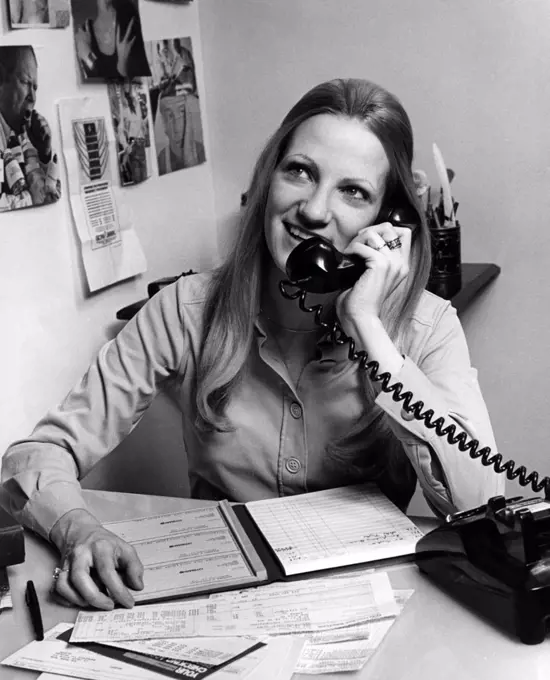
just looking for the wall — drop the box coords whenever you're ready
[0,1,218,495]
[198,0,550,511]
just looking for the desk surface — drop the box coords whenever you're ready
[2,490,548,680]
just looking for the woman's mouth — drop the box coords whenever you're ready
[284,222,313,242]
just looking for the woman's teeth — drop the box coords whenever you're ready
[286,223,309,241]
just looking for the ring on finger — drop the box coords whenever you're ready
[386,237,402,250]
[52,565,69,584]
[375,242,389,251]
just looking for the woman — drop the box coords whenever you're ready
[1,78,503,610]
[118,87,148,184]
[157,38,205,171]
[74,0,150,80]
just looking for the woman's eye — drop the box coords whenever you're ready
[283,163,311,180]
[341,186,369,202]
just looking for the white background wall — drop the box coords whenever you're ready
[0,1,218,494]
[3,0,550,511]
[198,0,550,510]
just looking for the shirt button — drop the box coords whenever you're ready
[289,402,303,419]
[401,407,415,421]
[285,457,302,473]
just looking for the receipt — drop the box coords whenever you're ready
[294,620,394,674]
[70,571,398,642]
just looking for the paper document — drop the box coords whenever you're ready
[245,482,424,575]
[84,634,266,664]
[58,97,147,292]
[209,572,412,675]
[58,628,265,680]
[294,620,394,675]
[70,571,398,642]
[2,623,270,680]
[104,504,267,603]
[245,636,305,680]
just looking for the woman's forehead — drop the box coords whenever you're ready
[285,114,389,188]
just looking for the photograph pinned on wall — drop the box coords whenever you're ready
[145,37,206,176]
[0,45,62,212]
[71,0,151,81]
[9,0,70,28]
[108,80,151,186]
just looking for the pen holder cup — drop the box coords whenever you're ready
[427,223,462,299]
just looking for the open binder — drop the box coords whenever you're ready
[105,482,425,604]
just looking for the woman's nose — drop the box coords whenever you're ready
[297,188,332,228]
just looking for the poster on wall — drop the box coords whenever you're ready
[9,0,70,28]
[107,80,151,186]
[58,97,147,292]
[71,0,151,81]
[0,45,62,212]
[144,37,206,176]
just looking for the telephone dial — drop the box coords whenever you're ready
[281,204,550,645]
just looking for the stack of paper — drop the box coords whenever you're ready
[2,570,413,677]
[2,624,303,680]
[207,571,414,675]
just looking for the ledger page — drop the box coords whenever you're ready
[245,482,425,575]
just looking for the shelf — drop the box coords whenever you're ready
[428,263,501,315]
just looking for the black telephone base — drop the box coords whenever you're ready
[414,495,550,644]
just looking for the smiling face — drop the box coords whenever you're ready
[264,113,390,275]
[0,49,37,134]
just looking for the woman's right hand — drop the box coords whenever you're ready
[49,508,144,610]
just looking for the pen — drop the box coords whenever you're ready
[25,580,44,641]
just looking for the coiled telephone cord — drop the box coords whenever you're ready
[279,280,550,499]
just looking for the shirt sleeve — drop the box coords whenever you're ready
[0,282,187,540]
[374,302,504,516]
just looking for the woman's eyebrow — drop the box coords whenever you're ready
[343,175,376,192]
[284,153,313,163]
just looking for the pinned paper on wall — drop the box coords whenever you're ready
[8,0,70,28]
[107,80,151,186]
[145,37,206,175]
[58,97,147,292]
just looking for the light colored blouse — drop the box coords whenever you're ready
[1,272,504,540]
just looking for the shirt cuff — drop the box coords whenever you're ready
[4,482,88,542]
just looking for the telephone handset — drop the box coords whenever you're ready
[280,206,550,644]
[285,205,419,294]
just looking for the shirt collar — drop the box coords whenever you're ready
[0,111,26,148]
[253,314,349,364]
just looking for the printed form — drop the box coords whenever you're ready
[245,482,425,575]
[69,571,399,643]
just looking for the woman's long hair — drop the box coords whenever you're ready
[194,79,431,486]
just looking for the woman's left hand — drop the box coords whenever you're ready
[336,222,413,325]
[116,18,137,78]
